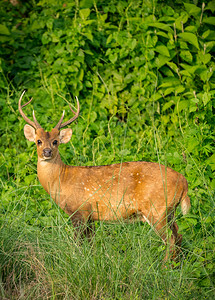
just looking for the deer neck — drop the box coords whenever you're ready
[37,152,66,197]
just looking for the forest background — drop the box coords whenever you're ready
[0,0,214,299]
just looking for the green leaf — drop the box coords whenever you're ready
[83,32,93,41]
[205,41,215,53]
[0,24,10,35]
[204,216,213,224]
[177,100,189,112]
[186,217,197,225]
[203,17,215,25]
[109,52,118,64]
[154,55,171,68]
[156,31,169,39]
[0,35,11,42]
[207,153,215,171]
[162,100,175,111]
[180,50,193,63]
[161,5,174,16]
[80,0,94,8]
[160,66,174,77]
[206,1,215,13]
[202,29,211,39]
[184,3,201,17]
[164,87,175,96]
[159,77,180,88]
[42,32,51,44]
[155,45,170,57]
[148,22,173,33]
[179,41,189,50]
[79,8,91,19]
[90,111,97,123]
[167,62,179,74]
[24,174,37,185]
[178,32,199,49]
[46,19,53,30]
[199,69,210,82]
[180,63,199,74]
[175,85,185,94]
[201,53,211,64]
[106,34,112,44]
[130,39,137,50]
[150,92,162,101]
[202,92,211,106]
[175,13,189,30]
[185,26,198,33]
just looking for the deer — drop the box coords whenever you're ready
[18,90,191,261]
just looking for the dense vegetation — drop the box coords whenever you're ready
[0,0,214,298]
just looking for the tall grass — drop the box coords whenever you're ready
[0,188,214,299]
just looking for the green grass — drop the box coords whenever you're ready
[0,185,214,299]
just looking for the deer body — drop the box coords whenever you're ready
[19,91,190,260]
[38,158,188,223]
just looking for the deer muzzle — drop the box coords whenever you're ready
[43,148,52,158]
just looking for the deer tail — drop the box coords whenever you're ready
[181,195,191,215]
[180,176,191,215]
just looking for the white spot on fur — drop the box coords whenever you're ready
[142,215,150,225]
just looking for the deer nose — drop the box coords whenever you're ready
[43,148,52,157]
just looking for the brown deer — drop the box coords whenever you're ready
[18,90,190,261]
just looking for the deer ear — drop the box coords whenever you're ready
[24,124,36,142]
[59,128,73,144]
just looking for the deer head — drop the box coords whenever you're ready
[18,90,80,162]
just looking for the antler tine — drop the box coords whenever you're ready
[18,90,42,129]
[55,96,80,130]
[33,110,42,129]
[54,110,65,130]
[21,97,33,108]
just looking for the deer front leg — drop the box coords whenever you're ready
[70,211,94,239]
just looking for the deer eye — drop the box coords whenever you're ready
[37,140,42,145]
[53,140,58,145]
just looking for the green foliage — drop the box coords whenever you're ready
[0,0,214,298]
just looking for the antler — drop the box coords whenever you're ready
[18,90,42,129]
[19,90,80,130]
[54,96,80,130]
